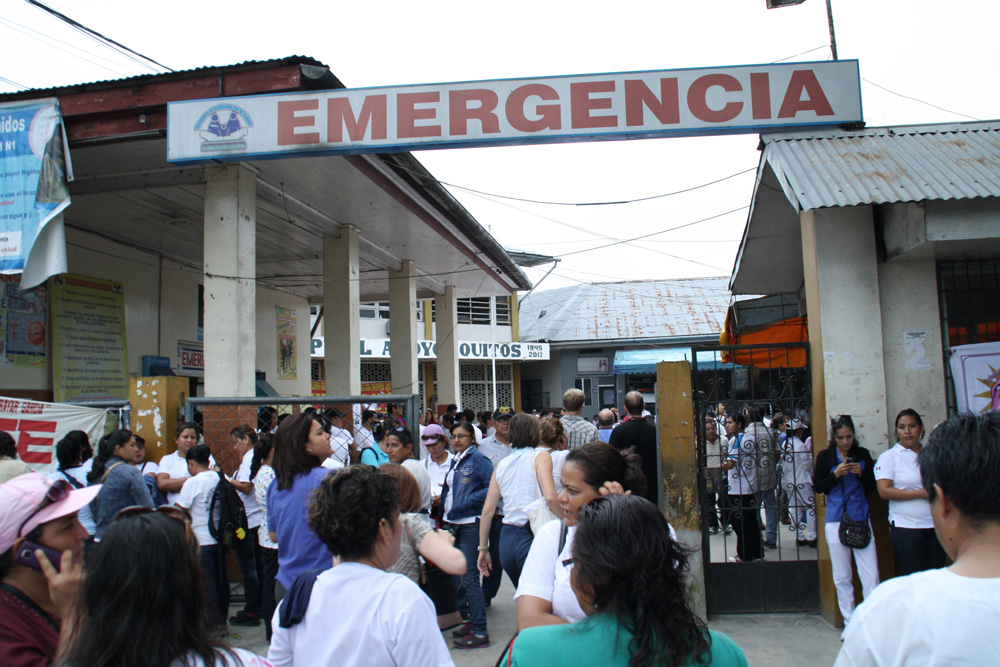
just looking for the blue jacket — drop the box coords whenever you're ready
[90,455,154,538]
[440,446,493,523]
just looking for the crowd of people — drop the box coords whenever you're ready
[1,390,998,665]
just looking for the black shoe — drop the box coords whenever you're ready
[451,622,472,639]
[763,541,778,550]
[808,539,818,548]
[484,598,492,610]
[229,610,261,627]
[796,539,810,547]
[453,633,490,649]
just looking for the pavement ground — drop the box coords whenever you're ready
[228,574,843,666]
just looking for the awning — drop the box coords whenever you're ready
[614,348,724,375]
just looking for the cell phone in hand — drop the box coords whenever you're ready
[14,541,64,573]
[844,457,854,464]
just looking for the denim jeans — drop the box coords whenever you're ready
[233,526,261,614]
[498,523,534,588]
[481,516,504,601]
[200,544,230,628]
[452,521,488,635]
[761,487,778,544]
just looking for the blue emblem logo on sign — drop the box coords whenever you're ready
[193,103,253,153]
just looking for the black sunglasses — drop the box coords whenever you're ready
[18,479,73,537]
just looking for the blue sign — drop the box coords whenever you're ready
[0,99,70,283]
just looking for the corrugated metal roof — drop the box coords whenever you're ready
[519,277,730,343]
[762,121,1000,212]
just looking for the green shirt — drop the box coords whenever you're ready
[504,613,748,667]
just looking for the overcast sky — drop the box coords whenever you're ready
[2,0,996,297]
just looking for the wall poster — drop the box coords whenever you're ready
[276,306,297,380]
[0,273,46,369]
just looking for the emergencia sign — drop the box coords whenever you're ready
[167,61,861,162]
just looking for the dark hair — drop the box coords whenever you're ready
[538,415,565,448]
[59,430,92,468]
[250,432,275,481]
[727,412,747,430]
[361,409,376,423]
[88,429,134,484]
[921,412,1000,528]
[379,464,422,513]
[0,523,42,579]
[133,435,145,447]
[446,404,459,413]
[441,413,456,430]
[372,421,388,444]
[185,444,212,466]
[827,414,856,449]
[0,431,16,459]
[572,495,708,667]
[174,422,199,440]
[258,406,277,432]
[61,512,241,667]
[229,424,258,447]
[451,421,476,438]
[387,427,418,460]
[462,408,475,423]
[565,441,646,497]
[508,413,538,449]
[745,403,767,422]
[894,408,924,435]
[55,434,82,470]
[309,465,399,561]
[273,414,322,491]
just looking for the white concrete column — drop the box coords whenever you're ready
[203,166,256,397]
[435,286,460,408]
[323,228,361,395]
[389,261,419,395]
[801,206,890,453]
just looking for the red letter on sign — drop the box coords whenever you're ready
[778,70,835,118]
[624,79,679,127]
[506,84,562,133]
[277,99,320,145]
[571,81,617,129]
[328,96,388,142]
[449,89,501,136]
[398,92,442,139]
[750,72,772,120]
[16,419,57,464]
[687,74,744,123]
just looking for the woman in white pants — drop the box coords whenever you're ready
[781,419,817,547]
[813,415,879,632]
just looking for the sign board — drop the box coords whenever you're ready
[167,61,862,162]
[0,273,46,369]
[177,340,204,376]
[0,396,106,473]
[949,341,1000,413]
[577,356,610,374]
[310,336,549,361]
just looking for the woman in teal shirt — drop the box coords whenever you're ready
[505,494,747,667]
[359,422,391,467]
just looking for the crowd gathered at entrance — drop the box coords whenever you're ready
[1,387,999,665]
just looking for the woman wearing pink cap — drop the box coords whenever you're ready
[0,472,98,666]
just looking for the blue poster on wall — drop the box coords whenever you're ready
[0,98,72,289]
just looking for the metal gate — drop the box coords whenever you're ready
[691,343,820,614]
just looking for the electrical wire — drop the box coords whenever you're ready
[0,16,145,78]
[0,74,29,89]
[861,77,980,121]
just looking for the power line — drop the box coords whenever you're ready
[0,17,142,80]
[861,77,979,121]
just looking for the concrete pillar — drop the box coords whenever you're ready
[203,166,256,397]
[323,228,361,395]
[434,286,460,407]
[801,205,891,626]
[389,261,419,395]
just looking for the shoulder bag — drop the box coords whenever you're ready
[528,452,558,534]
[403,517,462,630]
[838,478,871,549]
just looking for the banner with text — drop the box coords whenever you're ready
[949,341,1000,413]
[0,98,72,288]
[311,336,549,361]
[167,61,862,163]
[0,396,106,473]
[51,274,129,402]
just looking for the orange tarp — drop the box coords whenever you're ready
[719,315,809,368]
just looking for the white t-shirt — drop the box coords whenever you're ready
[236,449,263,529]
[158,451,216,506]
[320,457,345,472]
[267,562,452,667]
[354,426,375,452]
[329,427,353,465]
[169,648,273,667]
[254,464,278,549]
[401,459,432,511]
[424,452,454,499]
[135,460,159,477]
[836,568,1000,666]
[515,520,585,623]
[875,443,934,529]
[495,448,540,527]
[176,470,221,546]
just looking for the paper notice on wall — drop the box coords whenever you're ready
[902,329,933,370]
[276,306,297,380]
[949,341,1000,413]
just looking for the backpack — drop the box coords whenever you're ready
[208,471,249,548]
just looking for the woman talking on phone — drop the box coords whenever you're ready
[813,415,878,635]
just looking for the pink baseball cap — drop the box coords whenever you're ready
[0,472,101,553]
[421,423,447,441]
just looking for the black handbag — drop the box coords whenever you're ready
[838,481,871,549]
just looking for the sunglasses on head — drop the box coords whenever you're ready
[114,505,194,543]
[18,479,73,537]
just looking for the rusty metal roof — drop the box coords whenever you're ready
[761,121,1000,212]
[519,277,730,344]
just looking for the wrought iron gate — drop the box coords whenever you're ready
[691,343,820,614]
